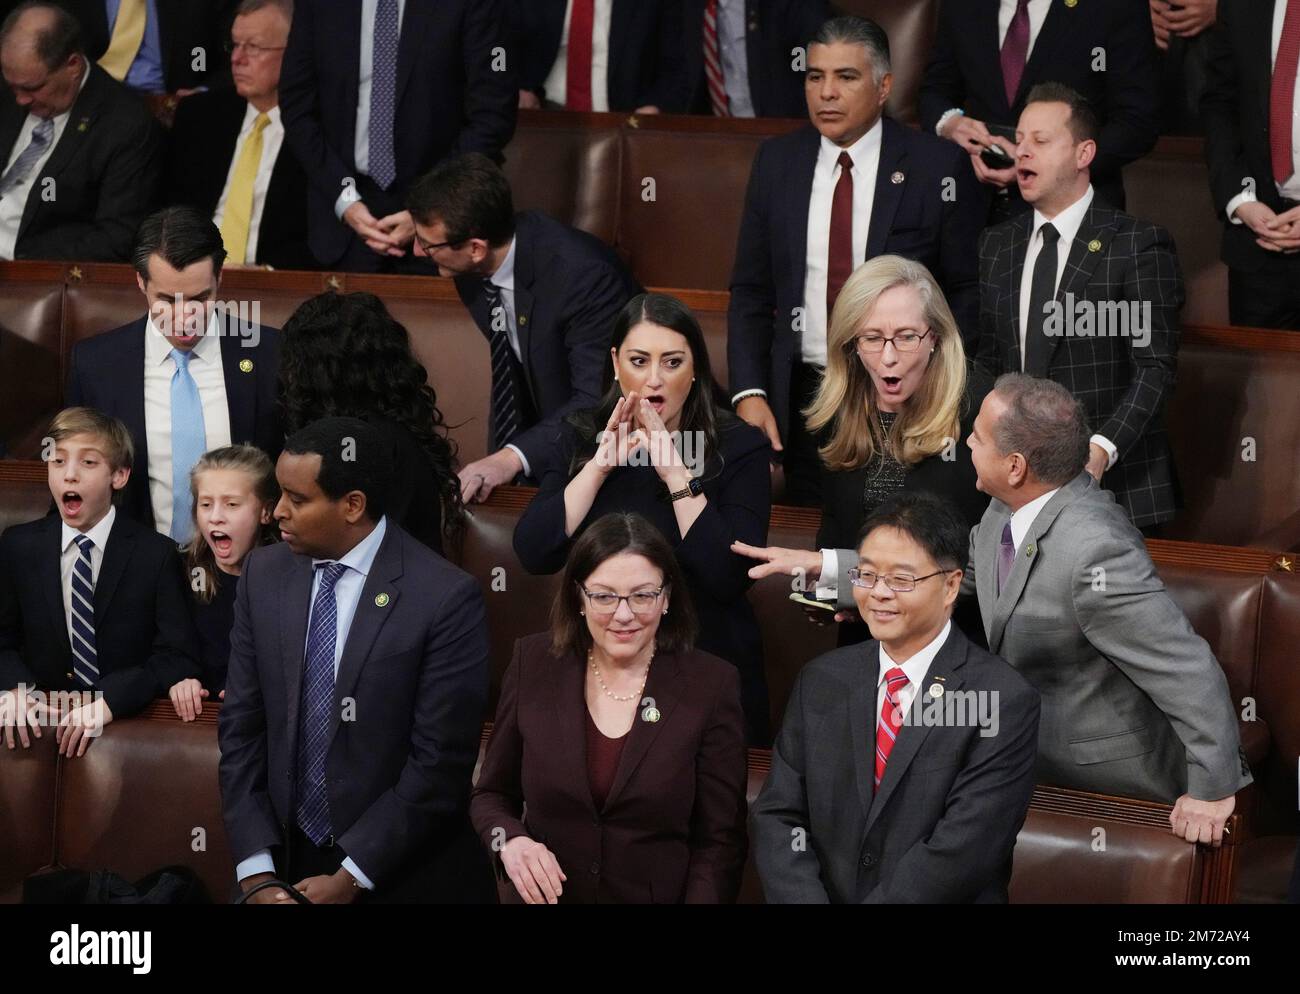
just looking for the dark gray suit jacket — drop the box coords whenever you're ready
[751,624,1040,903]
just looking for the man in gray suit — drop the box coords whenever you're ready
[751,492,1041,903]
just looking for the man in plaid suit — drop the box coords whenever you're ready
[975,82,1184,532]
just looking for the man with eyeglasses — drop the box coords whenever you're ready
[751,489,1041,903]
[166,0,312,270]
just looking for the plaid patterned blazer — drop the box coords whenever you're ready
[974,204,1185,528]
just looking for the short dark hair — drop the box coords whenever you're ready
[810,15,891,85]
[550,513,698,658]
[406,152,515,247]
[0,2,84,70]
[282,416,392,522]
[992,373,1090,486]
[1025,81,1099,144]
[235,0,293,18]
[856,491,968,573]
[132,206,227,281]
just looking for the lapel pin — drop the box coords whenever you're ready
[238,358,253,373]
[374,592,390,607]
[518,314,528,326]
[1026,543,1036,557]
[1087,239,1102,253]
[1065,0,1078,6]
[641,704,660,723]
[928,683,944,698]
[76,117,89,132]
[890,171,905,185]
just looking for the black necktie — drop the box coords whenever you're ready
[1024,223,1059,377]
[483,279,521,450]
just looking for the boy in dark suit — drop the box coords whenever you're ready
[0,407,199,756]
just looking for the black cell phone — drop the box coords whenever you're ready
[980,143,1015,169]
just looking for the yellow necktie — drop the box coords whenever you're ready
[98,0,147,82]
[220,113,272,265]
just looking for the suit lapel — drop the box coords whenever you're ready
[553,650,596,814]
[122,320,150,489]
[19,67,105,240]
[394,0,431,109]
[1018,0,1071,107]
[92,515,134,627]
[219,331,257,444]
[39,518,71,658]
[848,643,880,819]
[602,650,681,810]
[865,121,906,260]
[512,219,536,371]
[280,552,314,745]
[0,102,23,171]
[975,1,1010,117]
[788,129,820,306]
[1002,216,1031,370]
[1046,206,1117,368]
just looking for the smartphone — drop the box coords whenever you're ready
[980,143,1015,169]
[789,592,837,612]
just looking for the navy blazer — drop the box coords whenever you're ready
[279,0,517,267]
[0,511,199,717]
[454,211,640,472]
[64,318,284,531]
[218,522,492,898]
[727,118,984,440]
[514,0,685,111]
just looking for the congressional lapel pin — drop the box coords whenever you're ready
[1088,239,1102,253]
[374,592,390,607]
[1026,543,1037,558]
[640,696,660,723]
[76,116,90,133]
[239,358,254,373]
[890,171,905,185]
[1065,0,1077,7]
[928,683,944,699]
[518,314,528,327]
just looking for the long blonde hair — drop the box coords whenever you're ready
[805,255,967,471]
[182,445,279,604]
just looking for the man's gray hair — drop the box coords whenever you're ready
[992,373,1091,486]
[810,16,891,86]
[0,1,84,69]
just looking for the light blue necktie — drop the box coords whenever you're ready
[296,561,349,845]
[368,0,399,190]
[69,535,99,687]
[169,348,206,543]
[0,117,54,198]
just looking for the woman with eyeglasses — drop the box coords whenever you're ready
[734,255,991,642]
[472,512,748,905]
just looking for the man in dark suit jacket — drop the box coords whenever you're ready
[1202,0,1300,329]
[408,153,639,503]
[728,15,983,505]
[0,2,162,261]
[751,491,1041,903]
[64,206,283,537]
[920,0,1159,220]
[278,0,516,272]
[0,407,198,755]
[976,84,1184,530]
[220,417,493,903]
[514,0,683,113]
[166,0,311,270]
[680,0,828,118]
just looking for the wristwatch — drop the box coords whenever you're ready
[668,477,704,502]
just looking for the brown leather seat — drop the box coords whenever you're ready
[833,0,939,127]
[0,729,59,901]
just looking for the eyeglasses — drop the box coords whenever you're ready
[847,568,952,592]
[849,329,933,354]
[224,40,288,58]
[414,234,468,255]
[580,586,665,615]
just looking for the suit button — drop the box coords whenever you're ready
[861,853,876,869]
[589,861,600,875]
[65,672,74,680]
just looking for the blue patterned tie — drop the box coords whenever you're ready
[169,348,206,543]
[368,0,399,190]
[0,117,53,198]
[484,279,521,450]
[296,561,349,846]
[69,535,99,687]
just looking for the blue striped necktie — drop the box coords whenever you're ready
[69,535,99,687]
[169,348,206,543]
[484,279,521,450]
[368,0,399,190]
[296,561,349,846]
[0,117,53,198]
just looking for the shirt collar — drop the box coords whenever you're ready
[879,619,953,689]
[241,101,281,130]
[312,516,388,580]
[819,116,883,172]
[145,309,224,366]
[1009,487,1061,551]
[489,236,517,292]
[1031,184,1094,249]
[61,504,116,555]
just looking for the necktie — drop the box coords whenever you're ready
[1000,0,1031,108]
[566,0,595,111]
[874,666,909,788]
[827,151,855,320]
[296,561,349,846]
[69,535,99,688]
[1271,0,1300,184]
[99,0,147,81]
[0,118,54,198]
[484,279,521,451]
[703,0,730,117]
[1023,222,1059,376]
[219,112,271,265]
[368,0,400,190]
[997,520,1016,595]
[169,348,206,543]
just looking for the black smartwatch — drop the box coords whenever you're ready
[668,477,704,502]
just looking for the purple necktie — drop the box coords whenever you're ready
[1000,0,1031,108]
[997,521,1016,595]
[368,0,399,190]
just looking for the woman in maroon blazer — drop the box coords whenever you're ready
[471,512,748,904]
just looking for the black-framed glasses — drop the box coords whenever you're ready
[849,328,933,354]
[224,40,288,57]
[414,233,469,255]
[847,568,952,592]
[580,586,665,615]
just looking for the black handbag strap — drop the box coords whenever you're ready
[236,878,312,905]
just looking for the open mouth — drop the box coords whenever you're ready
[878,374,904,395]
[1017,167,1037,183]
[61,491,83,516]
[208,530,234,558]
[644,394,665,412]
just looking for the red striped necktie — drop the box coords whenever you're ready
[874,666,910,788]
[703,0,729,116]
[566,0,595,112]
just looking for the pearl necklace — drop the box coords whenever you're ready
[589,643,655,702]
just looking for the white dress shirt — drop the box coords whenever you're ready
[543,0,613,111]
[717,0,754,118]
[1007,486,1060,554]
[0,63,91,260]
[235,516,389,890]
[876,619,953,722]
[213,103,286,263]
[59,506,116,655]
[143,312,233,536]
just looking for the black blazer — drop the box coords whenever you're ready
[0,63,162,262]
[471,632,749,904]
[279,0,517,267]
[919,0,1159,213]
[514,0,685,111]
[64,318,284,531]
[366,415,446,557]
[679,0,828,118]
[218,522,493,899]
[727,119,984,441]
[0,511,199,717]
[1202,0,1292,273]
[454,211,640,471]
[975,204,1184,528]
[751,624,1041,903]
[166,88,313,271]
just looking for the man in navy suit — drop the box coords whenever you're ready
[219,417,493,903]
[408,153,639,503]
[278,0,516,272]
[728,15,983,505]
[64,206,283,539]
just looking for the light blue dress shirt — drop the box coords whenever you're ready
[104,0,165,94]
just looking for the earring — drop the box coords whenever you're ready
[662,608,668,615]
[580,611,585,616]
